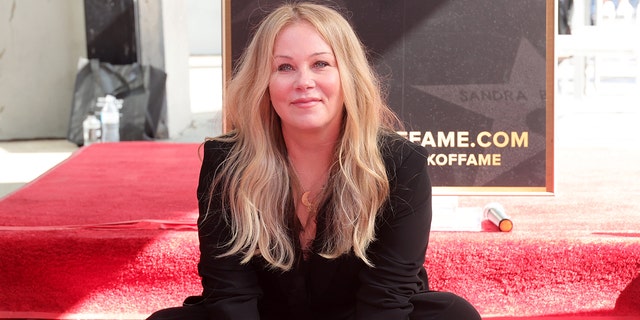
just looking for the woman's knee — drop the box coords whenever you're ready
[410,291,481,320]
[146,306,208,320]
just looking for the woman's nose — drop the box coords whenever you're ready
[295,68,315,89]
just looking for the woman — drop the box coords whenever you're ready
[148,2,481,319]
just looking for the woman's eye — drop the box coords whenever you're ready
[313,61,330,68]
[277,64,294,72]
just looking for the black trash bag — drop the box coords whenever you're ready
[67,59,168,146]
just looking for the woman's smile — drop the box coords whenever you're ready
[291,97,322,108]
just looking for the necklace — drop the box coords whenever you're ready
[290,163,325,214]
[301,191,316,214]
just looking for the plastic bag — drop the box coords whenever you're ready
[67,59,168,145]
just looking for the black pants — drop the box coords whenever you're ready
[146,291,481,320]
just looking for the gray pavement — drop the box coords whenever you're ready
[555,94,640,148]
[0,111,223,198]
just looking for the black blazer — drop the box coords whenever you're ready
[192,132,432,320]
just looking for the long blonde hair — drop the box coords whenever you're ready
[208,2,400,271]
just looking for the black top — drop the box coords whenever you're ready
[191,132,432,320]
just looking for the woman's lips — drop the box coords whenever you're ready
[291,97,321,108]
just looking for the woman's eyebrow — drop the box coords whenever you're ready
[273,52,334,59]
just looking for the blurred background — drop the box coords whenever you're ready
[557,0,639,97]
[0,0,223,142]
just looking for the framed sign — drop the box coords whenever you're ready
[222,0,555,195]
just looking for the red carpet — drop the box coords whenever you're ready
[0,142,639,319]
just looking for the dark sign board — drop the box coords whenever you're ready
[222,0,554,195]
[84,0,138,64]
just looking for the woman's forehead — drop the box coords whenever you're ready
[273,22,333,55]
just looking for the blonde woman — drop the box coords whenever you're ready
[147,2,480,319]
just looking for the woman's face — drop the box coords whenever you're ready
[268,21,344,137]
